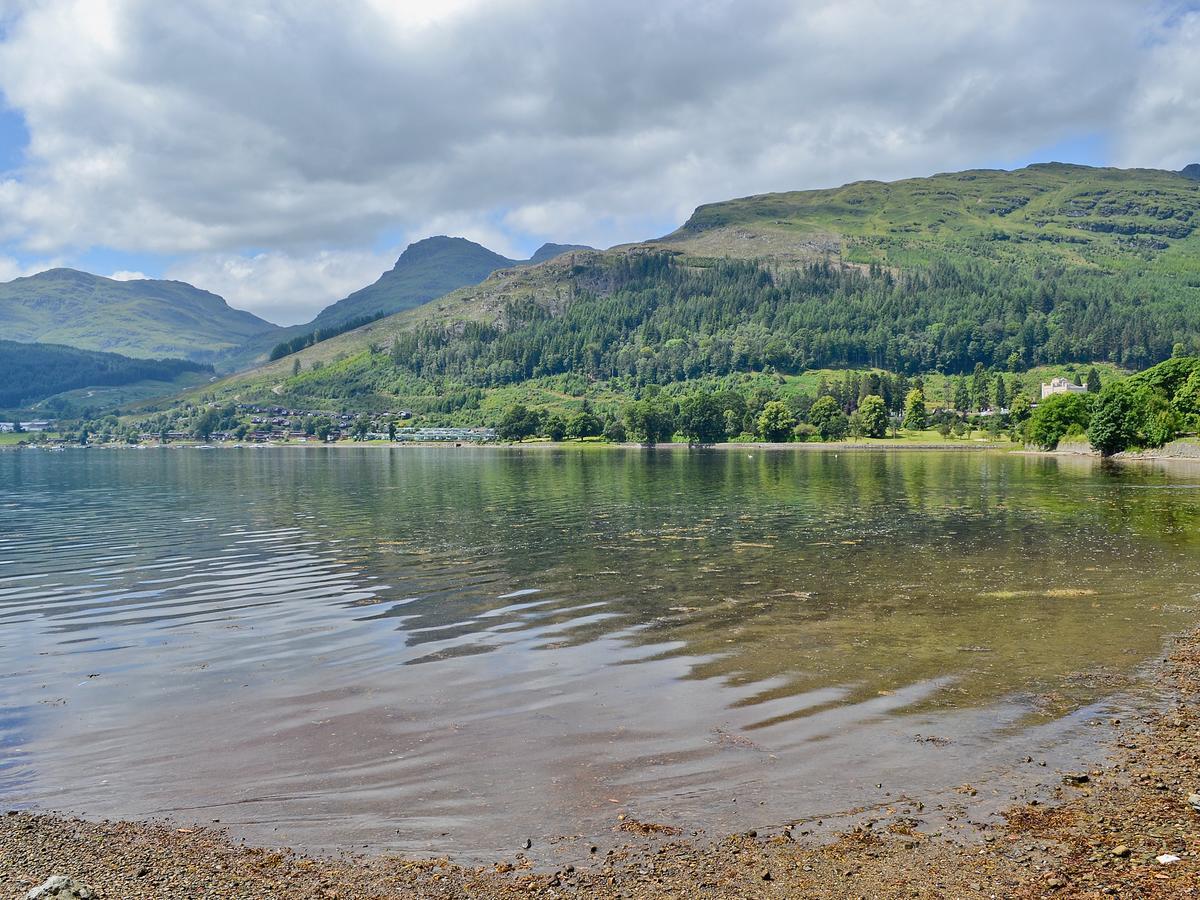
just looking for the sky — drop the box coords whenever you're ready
[0,1,1197,325]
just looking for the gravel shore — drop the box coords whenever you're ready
[4,632,1199,899]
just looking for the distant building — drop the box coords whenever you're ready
[1041,377,1088,400]
[395,427,496,443]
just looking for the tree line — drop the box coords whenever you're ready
[0,340,209,409]
[268,311,387,361]
[497,379,956,446]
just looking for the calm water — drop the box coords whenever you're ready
[2,447,1199,858]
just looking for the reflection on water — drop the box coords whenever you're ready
[1,448,1198,856]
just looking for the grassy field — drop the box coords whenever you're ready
[0,431,62,445]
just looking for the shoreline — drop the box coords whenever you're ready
[5,631,1198,898]
[13,438,1200,464]
[4,438,1012,453]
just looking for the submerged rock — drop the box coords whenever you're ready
[26,876,96,900]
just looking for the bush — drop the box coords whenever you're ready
[858,394,888,438]
[498,403,544,441]
[756,400,797,442]
[545,414,567,442]
[623,399,675,446]
[1027,392,1094,450]
[1088,381,1178,456]
[792,422,820,442]
[603,418,627,443]
[808,396,847,441]
[902,388,928,431]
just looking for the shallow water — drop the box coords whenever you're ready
[2,447,1199,858]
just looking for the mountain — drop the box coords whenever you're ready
[528,242,593,264]
[307,237,593,331]
[178,164,1200,417]
[649,162,1200,268]
[0,339,210,409]
[1182,163,1200,181]
[0,269,277,362]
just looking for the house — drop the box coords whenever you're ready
[1041,377,1088,400]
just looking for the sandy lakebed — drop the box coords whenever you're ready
[4,627,1199,899]
[3,445,1199,899]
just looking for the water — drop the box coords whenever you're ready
[2,447,1199,859]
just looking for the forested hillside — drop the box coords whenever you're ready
[384,252,1191,380]
[0,340,210,408]
[184,164,1200,419]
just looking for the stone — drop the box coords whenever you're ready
[26,877,96,900]
[1111,845,1131,858]
[1187,792,1200,812]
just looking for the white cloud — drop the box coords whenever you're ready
[0,253,63,281]
[166,247,399,325]
[1114,8,1200,168]
[109,269,148,281]
[0,1,1194,320]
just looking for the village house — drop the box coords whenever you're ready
[1041,377,1088,400]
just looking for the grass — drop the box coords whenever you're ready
[0,432,62,445]
[658,162,1200,280]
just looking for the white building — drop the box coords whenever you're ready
[1041,377,1088,400]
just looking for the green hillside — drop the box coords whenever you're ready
[176,164,1200,423]
[0,339,210,409]
[0,269,277,362]
[653,162,1200,277]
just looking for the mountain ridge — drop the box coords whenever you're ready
[306,235,594,331]
[0,237,595,372]
[0,268,277,363]
[190,163,1200,416]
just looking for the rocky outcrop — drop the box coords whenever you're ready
[26,876,96,899]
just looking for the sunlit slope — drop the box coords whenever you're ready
[652,163,1200,276]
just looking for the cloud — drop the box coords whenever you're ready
[1114,7,1200,168]
[109,269,148,281]
[0,0,1194,320]
[0,252,63,281]
[166,248,399,325]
